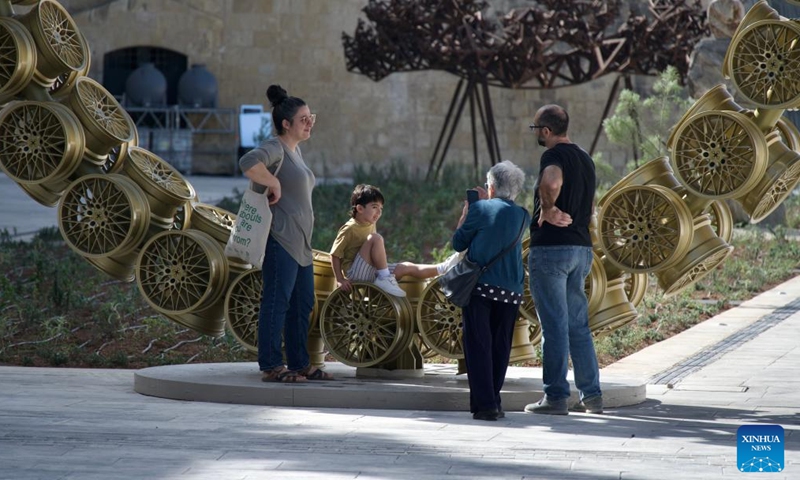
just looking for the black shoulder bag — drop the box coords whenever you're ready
[439,214,528,308]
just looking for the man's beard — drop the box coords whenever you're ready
[537,137,545,147]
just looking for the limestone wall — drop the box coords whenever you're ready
[56,0,642,176]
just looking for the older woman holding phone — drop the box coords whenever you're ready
[451,160,530,421]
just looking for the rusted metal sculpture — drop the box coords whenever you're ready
[343,0,709,177]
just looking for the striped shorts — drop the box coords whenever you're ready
[346,253,397,281]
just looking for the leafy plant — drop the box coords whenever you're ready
[603,66,692,170]
[252,116,274,145]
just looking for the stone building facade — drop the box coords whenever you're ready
[55,0,701,177]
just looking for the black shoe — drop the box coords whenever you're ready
[524,397,568,415]
[472,409,499,421]
[497,407,505,419]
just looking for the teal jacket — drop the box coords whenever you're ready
[452,198,530,294]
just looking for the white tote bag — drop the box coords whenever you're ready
[225,158,283,266]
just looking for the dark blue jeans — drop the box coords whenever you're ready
[258,236,314,372]
[529,245,601,401]
[462,295,519,413]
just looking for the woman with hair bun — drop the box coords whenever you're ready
[239,84,333,383]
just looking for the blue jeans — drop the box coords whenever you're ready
[529,245,601,401]
[258,236,314,372]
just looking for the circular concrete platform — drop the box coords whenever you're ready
[134,362,646,412]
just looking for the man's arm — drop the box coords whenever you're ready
[538,164,572,227]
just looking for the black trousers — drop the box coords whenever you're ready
[462,295,520,413]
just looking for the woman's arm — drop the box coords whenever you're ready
[242,163,282,205]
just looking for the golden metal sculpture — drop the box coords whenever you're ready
[66,77,135,167]
[320,282,414,367]
[589,276,639,336]
[508,318,536,363]
[0,101,85,199]
[135,230,229,336]
[58,173,150,282]
[726,19,800,109]
[3,0,800,375]
[656,214,734,296]
[737,130,800,222]
[122,147,196,231]
[670,110,768,199]
[223,268,262,353]
[598,184,695,273]
[0,17,36,104]
[416,278,464,359]
[17,0,86,88]
[624,273,649,309]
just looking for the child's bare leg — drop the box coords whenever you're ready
[359,233,389,269]
[394,262,439,279]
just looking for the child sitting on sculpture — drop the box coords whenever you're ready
[329,184,460,297]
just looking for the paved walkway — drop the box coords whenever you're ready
[1,274,797,479]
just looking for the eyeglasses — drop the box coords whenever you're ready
[529,124,546,131]
[296,113,316,126]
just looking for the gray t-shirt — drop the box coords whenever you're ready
[239,138,315,266]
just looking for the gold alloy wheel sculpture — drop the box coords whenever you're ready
[122,146,196,231]
[18,0,86,88]
[726,19,800,109]
[48,36,90,100]
[736,130,800,223]
[310,249,337,336]
[224,268,262,353]
[509,317,536,363]
[104,126,137,175]
[0,100,85,205]
[623,272,648,309]
[3,0,800,365]
[670,110,768,199]
[586,250,607,316]
[656,214,735,298]
[704,200,734,244]
[589,275,639,336]
[136,229,230,336]
[0,17,37,104]
[598,184,694,273]
[776,117,800,151]
[189,203,236,244]
[415,277,464,359]
[321,282,414,367]
[188,202,253,275]
[67,77,135,166]
[58,173,150,282]
[223,267,320,355]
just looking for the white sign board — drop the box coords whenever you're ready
[239,110,273,148]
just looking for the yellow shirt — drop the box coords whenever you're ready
[329,218,375,274]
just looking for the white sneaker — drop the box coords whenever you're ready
[437,251,465,275]
[374,275,406,297]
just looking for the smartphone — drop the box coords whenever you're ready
[466,189,480,204]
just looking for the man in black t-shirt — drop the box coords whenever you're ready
[524,105,603,416]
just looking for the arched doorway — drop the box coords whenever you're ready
[103,47,187,105]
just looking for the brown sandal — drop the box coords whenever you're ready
[262,367,308,383]
[299,366,334,381]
